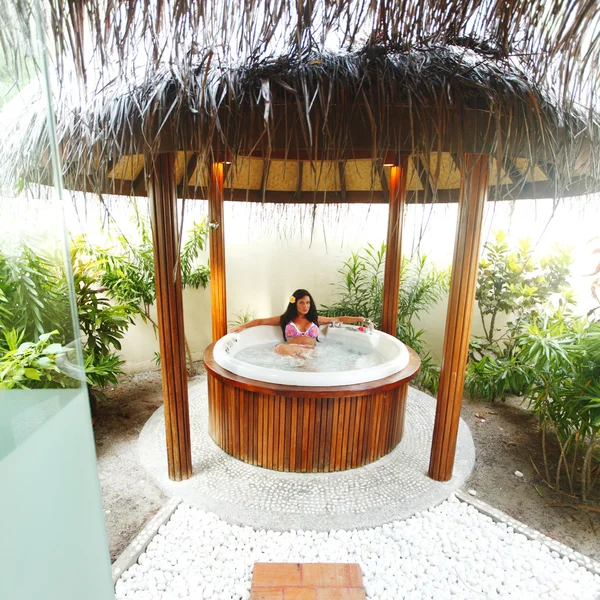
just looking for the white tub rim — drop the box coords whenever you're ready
[211,325,411,387]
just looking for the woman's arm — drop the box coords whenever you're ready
[229,316,280,333]
[318,315,366,326]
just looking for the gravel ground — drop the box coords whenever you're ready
[94,367,600,563]
[114,496,600,600]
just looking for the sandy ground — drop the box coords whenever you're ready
[94,367,599,564]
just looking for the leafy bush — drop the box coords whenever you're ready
[0,238,137,397]
[70,238,138,395]
[463,231,599,498]
[516,307,600,499]
[97,218,210,318]
[320,243,449,392]
[466,231,573,400]
[96,218,210,373]
[0,330,73,389]
[0,242,70,350]
[590,236,600,318]
[0,217,211,396]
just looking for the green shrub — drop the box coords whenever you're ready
[320,243,449,393]
[70,238,138,395]
[0,242,70,350]
[466,231,573,401]
[0,330,74,389]
[0,216,211,395]
[0,238,137,396]
[463,230,599,499]
[97,218,210,319]
[96,218,210,373]
[516,308,600,499]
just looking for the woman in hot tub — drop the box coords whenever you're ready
[229,288,366,356]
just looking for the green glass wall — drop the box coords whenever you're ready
[0,3,115,599]
[0,389,114,599]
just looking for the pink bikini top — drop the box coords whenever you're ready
[285,320,320,340]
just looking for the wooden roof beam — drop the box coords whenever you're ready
[413,155,435,202]
[295,161,303,202]
[131,163,147,196]
[176,152,200,198]
[338,161,347,203]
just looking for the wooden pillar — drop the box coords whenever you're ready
[381,156,409,335]
[429,154,490,481]
[148,153,193,482]
[209,162,228,341]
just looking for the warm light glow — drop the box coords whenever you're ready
[383,151,397,167]
[389,165,404,201]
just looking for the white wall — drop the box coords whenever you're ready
[118,203,391,373]
[112,196,600,373]
[3,191,597,375]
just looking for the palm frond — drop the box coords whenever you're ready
[1,2,599,205]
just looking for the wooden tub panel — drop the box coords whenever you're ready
[205,343,420,472]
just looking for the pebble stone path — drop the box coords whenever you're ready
[138,379,475,530]
[114,496,600,600]
[125,379,600,599]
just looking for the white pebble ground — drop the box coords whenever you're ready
[115,495,600,600]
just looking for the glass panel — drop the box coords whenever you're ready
[0,2,114,599]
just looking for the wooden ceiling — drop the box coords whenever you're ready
[94,152,590,203]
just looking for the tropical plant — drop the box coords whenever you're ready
[466,231,573,401]
[96,217,210,373]
[516,307,600,500]
[0,330,74,389]
[229,308,256,328]
[320,243,450,393]
[588,237,600,318]
[0,215,210,394]
[0,238,139,398]
[475,231,572,346]
[323,243,387,322]
[397,255,450,360]
[69,238,138,398]
[0,241,70,351]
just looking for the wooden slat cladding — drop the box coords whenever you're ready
[206,373,410,473]
[381,157,409,335]
[148,153,192,481]
[429,154,490,482]
[205,342,420,472]
[209,162,228,341]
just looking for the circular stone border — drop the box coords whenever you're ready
[138,379,475,531]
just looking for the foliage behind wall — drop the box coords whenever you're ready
[320,243,450,393]
[0,218,210,394]
[467,231,600,499]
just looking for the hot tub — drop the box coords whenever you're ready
[213,325,411,386]
[204,325,421,473]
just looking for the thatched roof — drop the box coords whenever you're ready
[1,1,600,202]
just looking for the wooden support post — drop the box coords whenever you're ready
[381,156,409,335]
[209,161,228,341]
[429,154,490,482]
[148,153,192,482]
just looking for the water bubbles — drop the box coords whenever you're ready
[235,340,386,373]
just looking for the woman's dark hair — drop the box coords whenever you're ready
[279,288,319,341]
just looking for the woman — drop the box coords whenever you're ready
[229,288,366,356]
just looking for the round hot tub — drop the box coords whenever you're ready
[204,326,420,472]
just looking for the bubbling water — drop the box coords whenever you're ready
[234,339,386,372]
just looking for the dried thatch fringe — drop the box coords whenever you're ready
[1,43,598,202]
[1,0,599,111]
